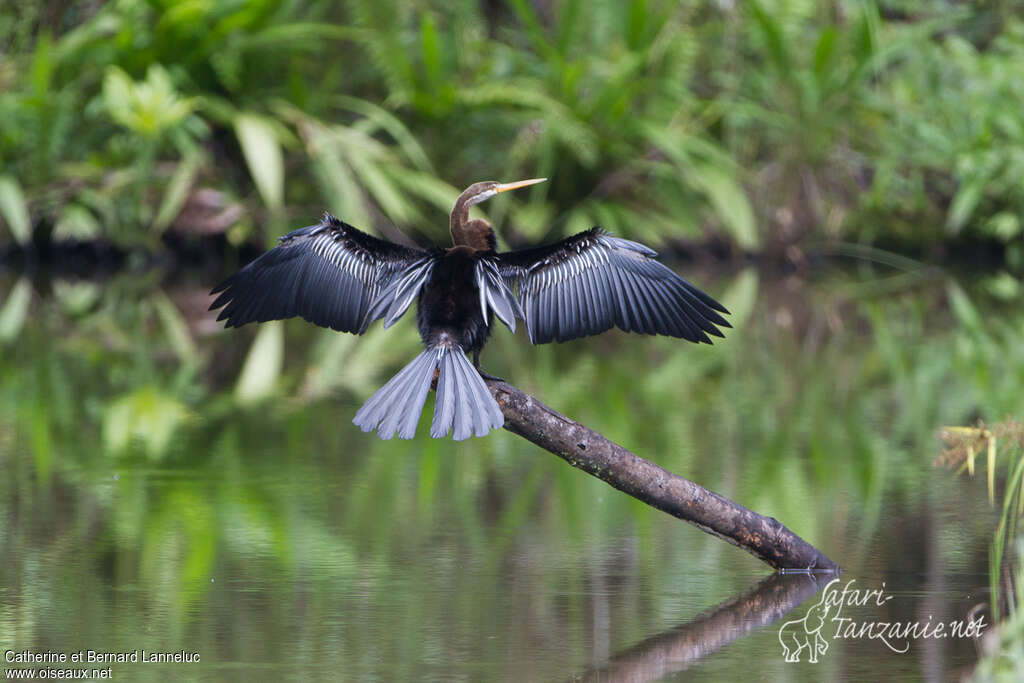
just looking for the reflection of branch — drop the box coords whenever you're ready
[577,573,830,682]
[487,380,839,571]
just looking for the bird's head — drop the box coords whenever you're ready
[456,178,547,209]
[450,178,547,250]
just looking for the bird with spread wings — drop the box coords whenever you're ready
[210,179,729,441]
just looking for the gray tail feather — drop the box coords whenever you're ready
[430,347,504,440]
[353,345,504,440]
[353,348,437,439]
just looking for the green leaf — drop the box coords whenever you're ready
[419,12,441,90]
[0,277,32,343]
[556,0,581,53]
[389,168,459,216]
[236,22,358,51]
[813,27,838,83]
[750,2,790,72]
[0,175,32,245]
[984,213,1021,242]
[720,268,758,330]
[235,113,284,210]
[335,95,433,172]
[946,282,982,332]
[154,291,199,366]
[509,202,555,242]
[689,162,759,249]
[456,83,599,165]
[947,178,984,234]
[153,153,201,232]
[30,32,53,95]
[984,272,1020,301]
[852,4,878,60]
[52,281,101,316]
[104,65,195,136]
[347,152,416,223]
[235,321,284,403]
[504,0,556,60]
[298,119,371,231]
[627,0,648,49]
[103,387,190,460]
[53,205,101,241]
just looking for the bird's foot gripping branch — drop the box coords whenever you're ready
[486,378,840,573]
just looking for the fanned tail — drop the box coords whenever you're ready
[353,343,504,440]
[352,348,438,439]
[430,346,504,440]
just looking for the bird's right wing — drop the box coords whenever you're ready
[474,257,524,334]
[497,228,730,344]
[210,214,429,334]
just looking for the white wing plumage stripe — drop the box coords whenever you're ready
[474,258,524,333]
[210,213,426,333]
[498,228,730,345]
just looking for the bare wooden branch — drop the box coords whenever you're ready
[486,379,839,572]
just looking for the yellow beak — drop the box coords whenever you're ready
[495,178,547,193]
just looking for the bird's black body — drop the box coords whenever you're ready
[416,246,492,353]
[210,178,731,440]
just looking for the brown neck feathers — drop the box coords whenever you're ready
[450,197,496,251]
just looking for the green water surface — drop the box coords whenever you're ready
[1,264,1017,681]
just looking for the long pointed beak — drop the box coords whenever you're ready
[495,178,547,193]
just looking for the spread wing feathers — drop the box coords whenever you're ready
[370,257,436,329]
[209,213,426,333]
[498,228,731,345]
[474,258,525,333]
[352,343,503,441]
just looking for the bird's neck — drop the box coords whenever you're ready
[450,200,496,251]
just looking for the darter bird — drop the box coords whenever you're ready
[209,178,730,440]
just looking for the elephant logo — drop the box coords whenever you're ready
[778,591,832,663]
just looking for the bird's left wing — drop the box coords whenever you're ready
[210,214,429,334]
[497,228,730,344]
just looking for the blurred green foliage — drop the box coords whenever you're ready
[1,1,1023,257]
[3,1,1024,675]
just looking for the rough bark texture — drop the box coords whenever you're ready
[487,379,839,572]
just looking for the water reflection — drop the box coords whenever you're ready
[0,267,1015,679]
[577,573,828,681]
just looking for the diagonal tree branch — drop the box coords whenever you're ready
[486,379,839,572]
